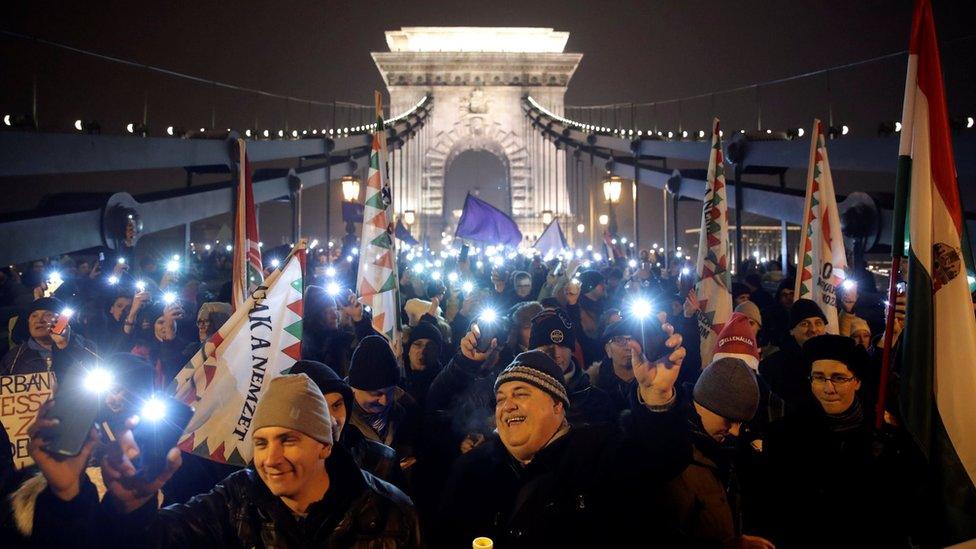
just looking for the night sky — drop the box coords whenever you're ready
[4,0,975,136]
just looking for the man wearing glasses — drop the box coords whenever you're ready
[758,299,827,414]
[761,334,918,546]
[587,317,643,415]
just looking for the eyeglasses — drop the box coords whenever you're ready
[809,373,857,385]
[610,335,634,346]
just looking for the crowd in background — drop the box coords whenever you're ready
[0,239,967,547]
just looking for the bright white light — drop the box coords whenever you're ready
[631,299,652,319]
[479,308,499,324]
[621,237,628,244]
[628,259,638,268]
[61,308,75,319]
[577,223,585,234]
[968,117,974,129]
[162,292,177,305]
[752,251,760,258]
[582,260,592,268]
[575,249,583,258]
[841,279,856,291]
[476,260,484,269]
[326,282,342,296]
[968,275,976,285]
[126,123,135,133]
[263,129,270,138]
[84,368,114,394]
[351,247,359,255]
[140,396,167,422]
[166,259,180,272]
[74,119,83,131]
[310,239,319,249]
[462,281,474,293]
[204,244,212,251]
[798,127,805,137]
[325,266,335,277]
[586,245,593,252]
[2,114,10,126]
[225,244,233,252]
[675,252,682,258]
[698,130,706,138]
[413,263,425,274]
[841,125,850,135]
[346,255,353,263]
[681,267,691,276]
[434,259,442,268]
[491,256,504,267]
[135,280,146,292]
[593,253,603,261]
[108,275,119,285]
[447,272,459,283]
[48,272,63,285]
[431,271,442,281]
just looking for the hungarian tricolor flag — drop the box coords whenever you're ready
[897,0,976,542]
[172,242,305,465]
[356,95,400,343]
[694,118,732,365]
[794,119,847,333]
[232,138,264,312]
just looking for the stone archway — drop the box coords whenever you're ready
[422,116,531,219]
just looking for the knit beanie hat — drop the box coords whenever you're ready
[731,282,751,299]
[712,313,761,371]
[693,357,760,422]
[789,298,827,329]
[290,360,352,409]
[407,320,443,353]
[529,308,576,350]
[577,270,605,295]
[348,335,401,390]
[27,297,66,317]
[802,334,868,379]
[494,350,570,408]
[251,374,334,446]
[734,301,762,328]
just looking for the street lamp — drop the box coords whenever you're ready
[576,223,585,234]
[602,174,623,236]
[541,210,554,226]
[341,176,361,202]
[598,214,609,226]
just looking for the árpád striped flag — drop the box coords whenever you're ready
[231,138,264,312]
[897,0,976,542]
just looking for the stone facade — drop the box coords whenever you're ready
[372,27,581,239]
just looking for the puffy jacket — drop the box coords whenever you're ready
[31,446,422,548]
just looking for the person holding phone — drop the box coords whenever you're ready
[2,297,94,375]
[25,373,422,547]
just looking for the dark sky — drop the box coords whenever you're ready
[4,0,975,136]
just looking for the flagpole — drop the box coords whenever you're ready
[876,44,917,430]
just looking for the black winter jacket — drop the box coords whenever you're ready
[32,446,422,548]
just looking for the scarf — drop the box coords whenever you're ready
[823,397,864,433]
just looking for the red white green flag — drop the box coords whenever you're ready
[356,106,400,343]
[794,120,847,333]
[231,138,264,312]
[694,118,732,365]
[897,0,976,541]
[172,242,305,465]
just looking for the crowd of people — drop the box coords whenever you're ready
[0,241,961,547]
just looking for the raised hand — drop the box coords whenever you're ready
[683,288,700,318]
[101,415,182,514]
[459,326,497,365]
[28,400,100,501]
[631,320,685,406]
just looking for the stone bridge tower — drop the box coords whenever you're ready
[372,27,581,241]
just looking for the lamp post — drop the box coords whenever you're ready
[340,175,361,256]
[602,174,622,236]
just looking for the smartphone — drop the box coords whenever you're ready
[459,244,470,263]
[98,252,106,263]
[474,312,505,353]
[46,369,102,457]
[638,317,670,364]
[51,309,72,336]
[132,396,194,481]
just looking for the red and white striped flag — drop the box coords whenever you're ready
[231,138,264,312]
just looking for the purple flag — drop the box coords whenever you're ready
[395,219,420,246]
[455,193,523,246]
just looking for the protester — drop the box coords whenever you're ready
[301,285,357,376]
[26,373,422,546]
[2,296,94,375]
[435,322,689,547]
[764,334,921,546]
[758,298,827,413]
[760,277,795,348]
[347,335,422,467]
[587,315,640,414]
[528,308,615,425]
[401,319,444,408]
[291,359,407,488]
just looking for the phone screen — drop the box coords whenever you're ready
[132,397,194,481]
[46,369,101,457]
[459,244,470,263]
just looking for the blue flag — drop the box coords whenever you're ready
[395,219,420,246]
[455,193,523,246]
